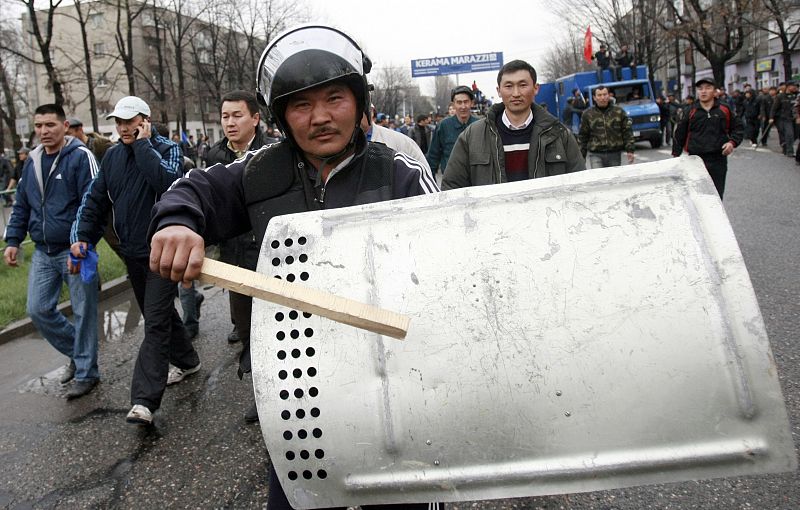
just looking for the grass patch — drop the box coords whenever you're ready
[0,240,127,329]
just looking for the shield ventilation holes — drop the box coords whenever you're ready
[269,235,325,481]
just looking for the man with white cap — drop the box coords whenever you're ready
[70,96,201,424]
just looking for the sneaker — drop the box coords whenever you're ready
[65,379,98,399]
[751,142,758,148]
[59,360,76,384]
[167,363,201,385]
[126,404,153,425]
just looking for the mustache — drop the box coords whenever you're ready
[308,126,340,139]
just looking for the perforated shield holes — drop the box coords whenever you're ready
[267,234,325,483]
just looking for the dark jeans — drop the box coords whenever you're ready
[231,290,253,376]
[778,120,796,155]
[125,256,199,411]
[760,119,772,145]
[179,281,201,335]
[698,153,728,199]
[230,290,252,336]
[744,117,759,144]
[267,467,432,510]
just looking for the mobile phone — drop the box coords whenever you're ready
[133,129,140,137]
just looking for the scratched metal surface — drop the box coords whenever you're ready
[250,156,796,509]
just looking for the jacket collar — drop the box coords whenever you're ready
[488,102,558,130]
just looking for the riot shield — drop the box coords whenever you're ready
[250,156,796,509]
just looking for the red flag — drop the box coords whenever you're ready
[583,26,593,64]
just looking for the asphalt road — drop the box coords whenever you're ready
[0,140,798,509]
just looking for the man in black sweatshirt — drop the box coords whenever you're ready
[672,78,744,199]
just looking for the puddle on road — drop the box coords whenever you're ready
[4,285,220,400]
[3,288,142,397]
[97,288,142,343]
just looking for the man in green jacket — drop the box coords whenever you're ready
[578,86,635,168]
[442,60,584,190]
[426,85,479,178]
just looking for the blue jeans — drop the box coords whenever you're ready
[587,151,622,169]
[178,280,199,334]
[27,248,99,381]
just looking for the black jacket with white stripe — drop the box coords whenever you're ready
[148,132,439,250]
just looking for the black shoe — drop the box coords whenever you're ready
[227,328,242,344]
[66,379,98,399]
[195,293,204,319]
[59,360,76,384]
[244,403,259,423]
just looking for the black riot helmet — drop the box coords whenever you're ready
[256,25,372,141]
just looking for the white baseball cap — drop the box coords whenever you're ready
[106,96,151,120]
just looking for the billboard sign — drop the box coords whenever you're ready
[411,52,503,78]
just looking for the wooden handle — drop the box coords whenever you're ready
[198,258,409,340]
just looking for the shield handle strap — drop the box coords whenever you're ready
[198,257,409,340]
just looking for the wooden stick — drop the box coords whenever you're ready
[198,257,409,340]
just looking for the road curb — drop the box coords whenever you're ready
[0,275,132,346]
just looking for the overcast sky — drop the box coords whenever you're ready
[308,0,566,104]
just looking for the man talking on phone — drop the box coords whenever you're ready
[71,96,200,425]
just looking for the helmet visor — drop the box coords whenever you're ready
[258,25,365,106]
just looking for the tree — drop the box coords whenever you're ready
[57,0,100,131]
[0,5,29,150]
[110,0,147,95]
[749,0,800,81]
[433,75,455,115]
[664,0,753,86]
[552,0,672,81]
[159,0,200,133]
[540,35,594,82]
[15,0,66,105]
[227,0,309,92]
[134,0,172,123]
[188,4,234,104]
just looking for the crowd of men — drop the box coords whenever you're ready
[0,22,795,508]
[656,81,800,159]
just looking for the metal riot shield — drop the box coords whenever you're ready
[250,156,796,509]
